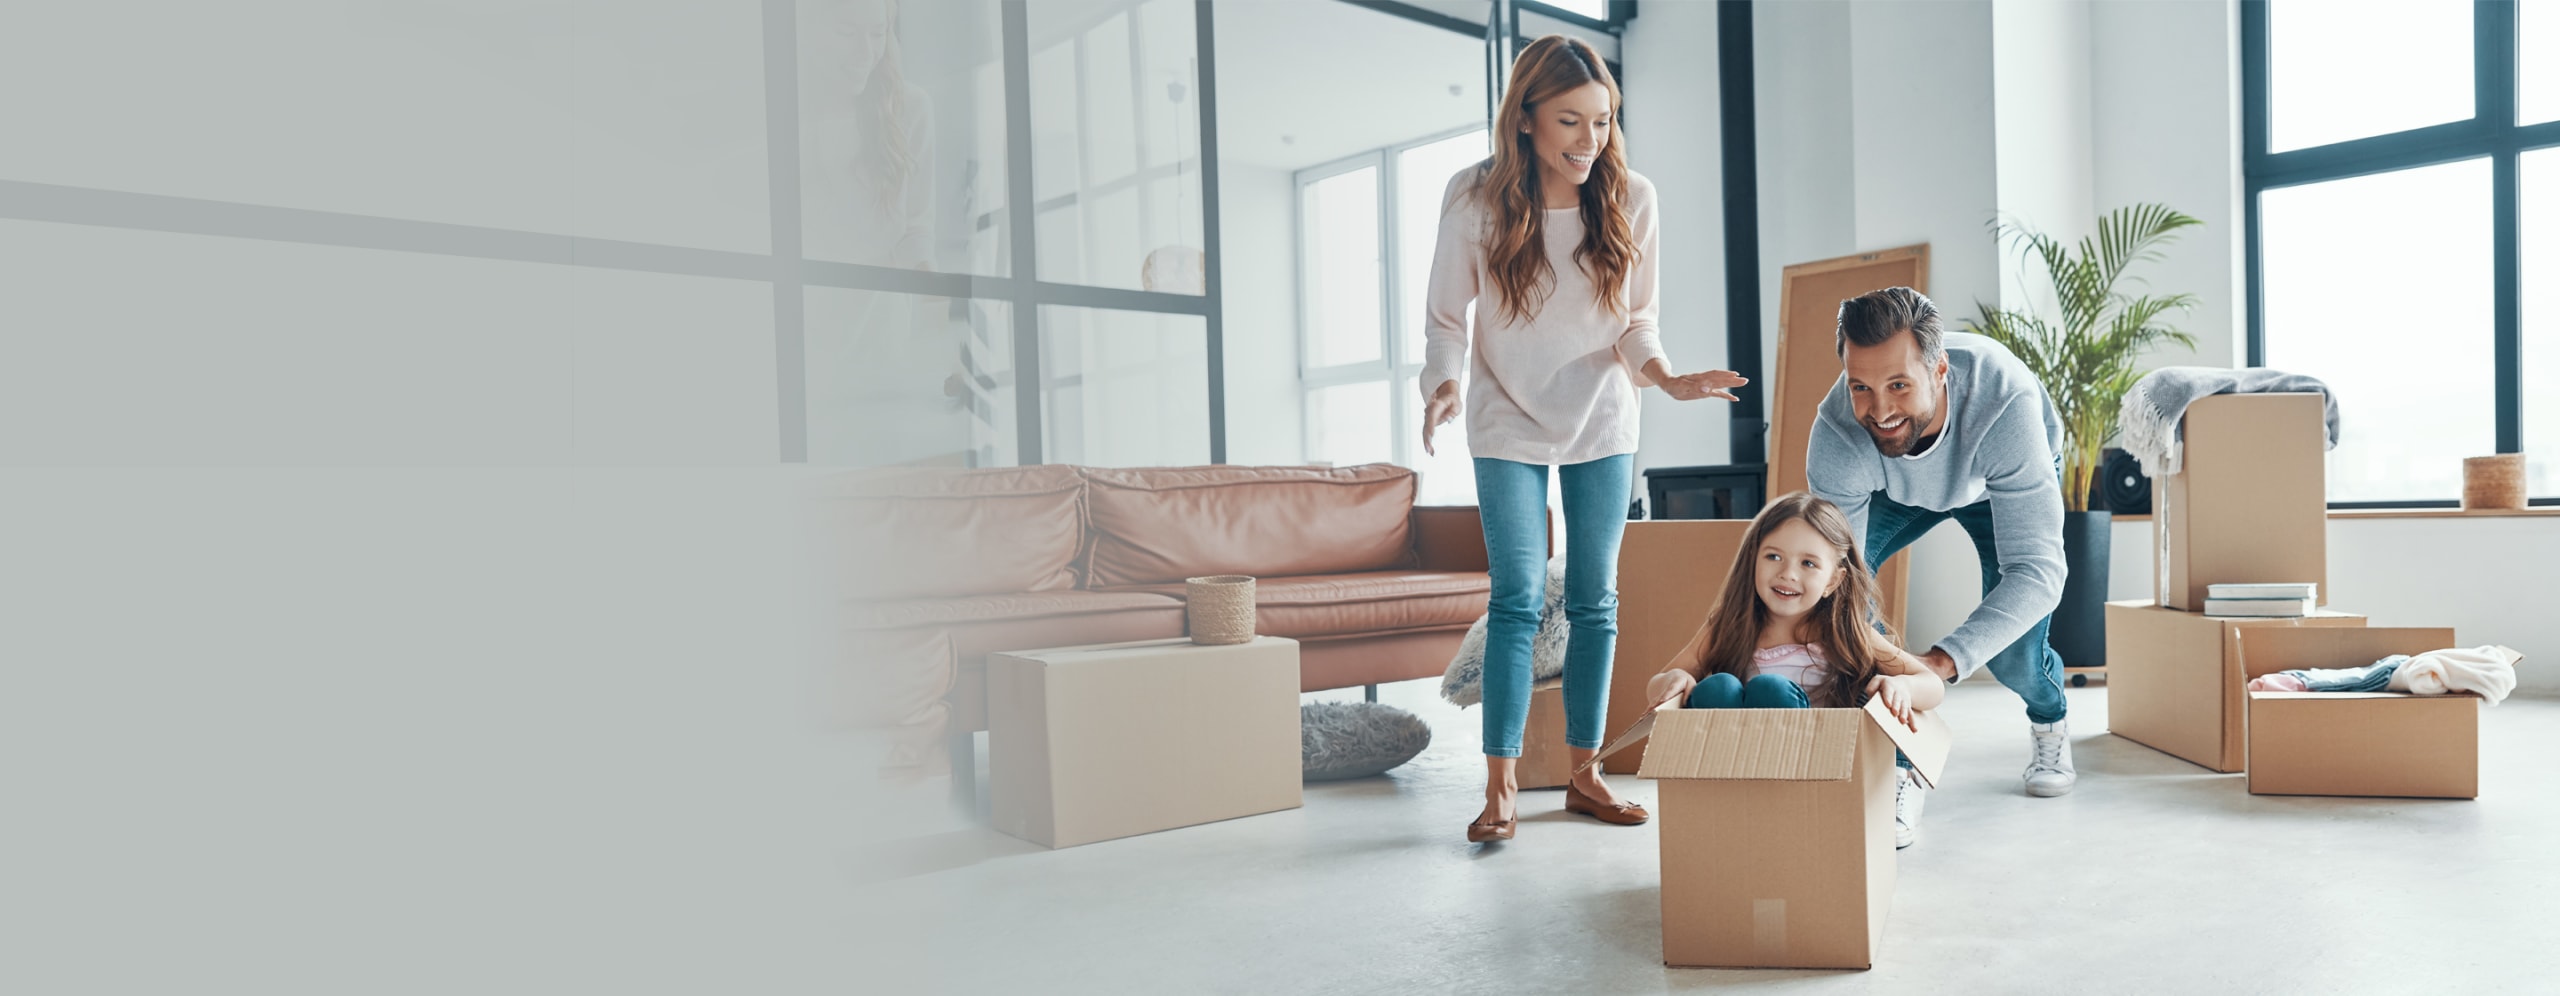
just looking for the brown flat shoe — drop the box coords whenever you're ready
[1466,819,1516,843]
[1564,783,1650,825]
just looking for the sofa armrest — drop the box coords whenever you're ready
[1412,505,1555,570]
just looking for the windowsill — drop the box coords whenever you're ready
[2326,506,2560,520]
[2111,508,2560,522]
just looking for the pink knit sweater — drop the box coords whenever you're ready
[1419,165,1667,466]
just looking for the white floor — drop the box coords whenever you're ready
[852,679,2560,994]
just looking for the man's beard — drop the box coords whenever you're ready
[1863,409,1937,457]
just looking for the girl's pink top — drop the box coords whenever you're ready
[1752,643,1829,691]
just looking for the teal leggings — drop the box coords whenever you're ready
[1684,672,1811,709]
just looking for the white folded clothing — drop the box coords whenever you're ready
[2387,645,2525,706]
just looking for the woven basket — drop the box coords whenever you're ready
[2463,454,2526,511]
[1185,575,1257,645]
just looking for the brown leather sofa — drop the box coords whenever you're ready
[832,462,1492,780]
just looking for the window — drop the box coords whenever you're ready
[1296,127,1489,505]
[2260,160,2493,502]
[2265,0,2472,152]
[1520,1,1624,31]
[2523,0,2560,126]
[2245,0,2560,505]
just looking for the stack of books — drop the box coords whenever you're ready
[2201,583,2319,617]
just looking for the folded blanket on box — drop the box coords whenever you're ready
[2118,366,2340,478]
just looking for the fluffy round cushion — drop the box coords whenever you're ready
[1301,701,1432,781]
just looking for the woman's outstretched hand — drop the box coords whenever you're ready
[1421,380,1462,456]
[1639,360,1748,402]
[1661,369,1748,402]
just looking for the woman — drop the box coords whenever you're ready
[1422,35,1747,844]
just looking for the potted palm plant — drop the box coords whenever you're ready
[1965,204,2199,671]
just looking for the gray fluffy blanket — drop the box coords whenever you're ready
[1440,556,1568,706]
[2118,366,2340,478]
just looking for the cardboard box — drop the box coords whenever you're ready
[1606,520,1754,774]
[2104,600,2363,772]
[1639,698,1952,970]
[988,636,1302,848]
[1516,678,1570,789]
[2239,626,2477,799]
[2154,393,2329,611]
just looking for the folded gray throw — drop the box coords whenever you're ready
[2118,366,2340,477]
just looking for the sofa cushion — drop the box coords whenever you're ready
[1082,463,1417,587]
[1104,569,1488,641]
[822,465,1086,601]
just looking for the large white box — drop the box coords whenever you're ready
[988,637,1303,848]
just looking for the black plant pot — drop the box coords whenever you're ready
[2049,510,2112,672]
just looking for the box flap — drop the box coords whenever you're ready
[1862,697,1953,788]
[1636,708,1860,781]
[2237,627,2457,679]
[1580,708,1660,774]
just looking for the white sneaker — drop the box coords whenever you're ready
[1894,768,1925,849]
[2025,720,2076,797]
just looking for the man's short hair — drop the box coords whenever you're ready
[1835,286,1944,361]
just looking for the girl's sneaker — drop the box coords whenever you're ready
[1894,768,1926,849]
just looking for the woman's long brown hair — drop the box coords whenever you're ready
[1669,492,1897,708]
[1474,35,1638,325]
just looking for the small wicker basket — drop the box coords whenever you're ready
[2463,454,2526,511]
[1185,575,1257,645]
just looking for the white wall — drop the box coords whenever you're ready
[2330,518,2560,697]
[1217,163,1306,465]
[1621,0,1731,488]
[1752,0,1858,478]
[1991,0,2097,314]
[1848,0,2002,321]
[2094,0,2246,371]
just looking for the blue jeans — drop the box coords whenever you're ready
[1474,454,1632,758]
[1685,672,1810,709]
[1864,491,2070,725]
[2286,656,2405,692]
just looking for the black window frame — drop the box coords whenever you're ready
[2243,0,2560,508]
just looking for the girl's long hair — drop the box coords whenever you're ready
[1475,34,1638,324]
[1695,492,1895,708]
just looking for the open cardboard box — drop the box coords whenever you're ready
[2238,626,2481,799]
[1637,697,1952,970]
[2105,600,2363,772]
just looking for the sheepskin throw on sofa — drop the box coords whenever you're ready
[1439,556,1569,707]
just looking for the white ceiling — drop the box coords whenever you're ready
[1212,1,1489,172]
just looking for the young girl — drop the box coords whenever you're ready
[1643,492,1945,844]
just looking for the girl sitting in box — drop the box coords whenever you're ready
[1644,491,1945,846]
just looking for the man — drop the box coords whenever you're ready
[1807,287,2073,845]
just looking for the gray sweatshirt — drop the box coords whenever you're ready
[1807,332,2067,680]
